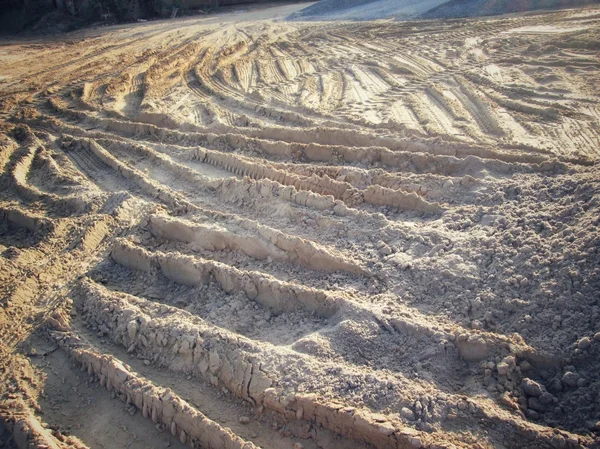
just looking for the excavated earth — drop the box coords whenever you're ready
[1,3,600,449]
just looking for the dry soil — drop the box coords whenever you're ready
[0,3,600,449]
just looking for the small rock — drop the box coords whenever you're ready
[561,372,580,388]
[379,245,392,256]
[497,392,519,411]
[526,409,540,420]
[238,416,251,425]
[519,361,532,372]
[539,392,555,405]
[576,378,587,388]
[400,407,415,421]
[521,378,544,397]
[409,436,422,448]
[456,333,468,342]
[293,443,304,449]
[547,378,563,393]
[502,355,516,367]
[528,397,547,413]
[471,320,484,330]
[127,320,138,340]
[577,337,591,350]
[496,362,510,376]
[143,359,151,366]
[593,332,600,342]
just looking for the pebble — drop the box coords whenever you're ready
[577,337,591,350]
[544,380,561,395]
[400,407,415,421]
[293,444,304,449]
[561,372,580,388]
[238,416,251,424]
[539,392,555,405]
[496,362,510,376]
[519,361,532,372]
[521,378,544,397]
[594,332,600,342]
[143,359,151,366]
[471,320,483,330]
[379,245,392,256]
[528,397,546,413]
[502,355,516,367]
[409,436,422,448]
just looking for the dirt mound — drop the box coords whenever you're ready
[1,2,600,449]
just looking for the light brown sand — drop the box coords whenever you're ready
[1,3,599,449]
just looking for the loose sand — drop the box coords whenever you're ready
[0,2,599,449]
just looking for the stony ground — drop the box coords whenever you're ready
[0,3,599,449]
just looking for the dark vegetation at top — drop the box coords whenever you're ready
[0,0,281,35]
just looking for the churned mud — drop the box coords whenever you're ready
[1,3,599,449]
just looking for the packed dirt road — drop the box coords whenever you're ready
[0,2,599,448]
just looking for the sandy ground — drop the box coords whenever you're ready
[1,2,600,449]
